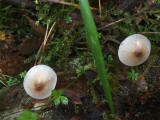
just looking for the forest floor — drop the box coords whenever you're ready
[0,0,160,120]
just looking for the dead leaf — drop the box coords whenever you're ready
[71,115,82,120]
[18,37,43,55]
[0,68,2,73]
[24,14,45,37]
[0,52,32,75]
[139,92,150,104]
[0,31,15,51]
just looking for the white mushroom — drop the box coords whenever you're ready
[118,34,151,66]
[23,65,57,99]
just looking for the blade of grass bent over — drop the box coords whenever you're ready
[79,0,115,118]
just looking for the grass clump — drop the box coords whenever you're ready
[79,0,115,118]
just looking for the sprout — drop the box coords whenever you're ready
[118,34,151,66]
[23,65,57,99]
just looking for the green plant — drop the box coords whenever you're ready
[6,76,21,86]
[0,1,34,37]
[0,71,27,87]
[115,12,136,36]
[35,2,75,25]
[113,9,160,44]
[105,55,114,64]
[79,0,115,118]
[156,0,160,4]
[17,110,38,120]
[24,53,41,64]
[70,57,91,77]
[50,90,68,106]
[19,71,27,79]
[44,30,74,67]
[113,10,123,16]
[74,104,80,114]
[103,112,109,120]
[76,64,90,77]
[24,30,74,68]
[64,16,72,23]
[127,69,139,81]
[98,32,102,39]
[36,3,54,25]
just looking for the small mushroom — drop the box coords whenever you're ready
[118,34,151,66]
[23,65,57,99]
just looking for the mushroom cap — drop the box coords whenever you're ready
[23,65,57,99]
[118,34,151,66]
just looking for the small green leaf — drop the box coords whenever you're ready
[50,90,67,106]
[17,110,38,120]
[127,69,139,81]
[106,55,113,64]
[54,98,61,106]
[60,96,68,105]
[84,65,89,71]
[113,10,123,15]
[156,0,160,4]
[19,71,27,79]
[76,69,81,77]
[64,16,72,23]
[51,90,59,97]
[98,32,102,39]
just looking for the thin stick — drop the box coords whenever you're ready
[0,73,9,87]
[139,32,160,34]
[44,24,49,43]
[37,22,56,64]
[99,0,102,18]
[44,22,56,48]
[0,79,8,87]
[98,18,125,30]
[34,24,49,65]
[43,0,98,10]
[39,24,49,53]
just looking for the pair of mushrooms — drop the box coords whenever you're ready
[23,34,151,99]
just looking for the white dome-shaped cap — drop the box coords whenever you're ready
[23,65,57,99]
[118,34,151,66]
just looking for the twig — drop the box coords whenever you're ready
[34,22,56,65]
[152,66,160,67]
[0,79,8,87]
[0,73,9,87]
[38,22,56,64]
[99,0,102,18]
[103,38,121,44]
[139,32,160,34]
[34,24,49,65]
[42,0,98,10]
[44,22,56,48]
[98,18,125,31]
[44,24,50,45]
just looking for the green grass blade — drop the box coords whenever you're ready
[79,0,115,118]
